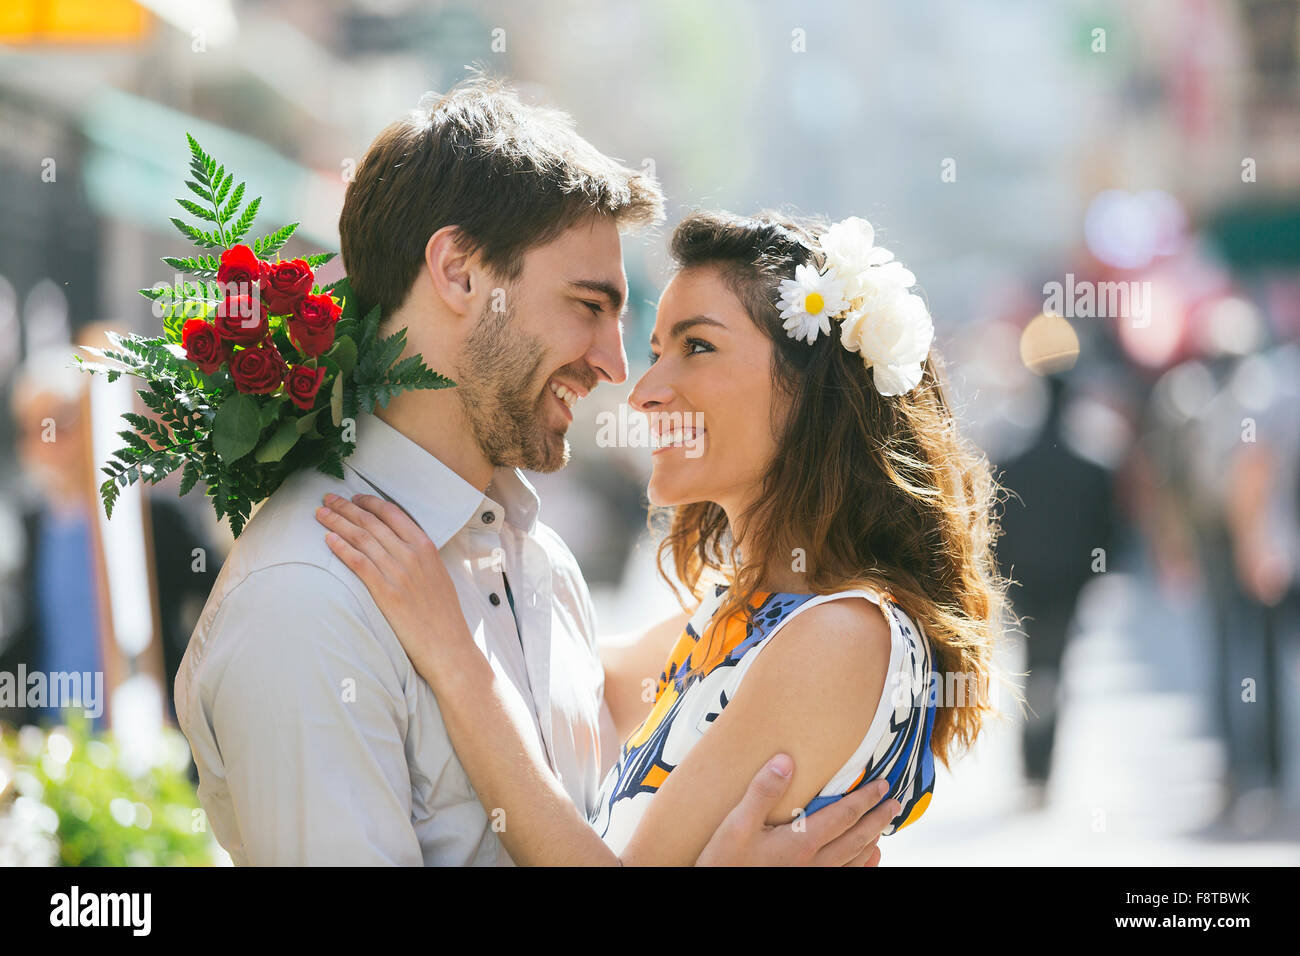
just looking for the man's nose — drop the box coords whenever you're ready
[588,320,629,386]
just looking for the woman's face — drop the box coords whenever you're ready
[630,266,786,514]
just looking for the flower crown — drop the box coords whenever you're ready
[775,217,933,396]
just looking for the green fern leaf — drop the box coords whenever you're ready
[178,461,201,496]
[221,181,246,222]
[228,196,261,243]
[185,179,213,204]
[252,222,298,258]
[214,171,234,209]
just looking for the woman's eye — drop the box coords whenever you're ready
[647,351,659,366]
[685,337,714,355]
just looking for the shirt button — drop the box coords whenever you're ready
[489,592,501,606]
[482,511,495,524]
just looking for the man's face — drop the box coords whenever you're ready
[455,216,629,474]
[13,389,87,496]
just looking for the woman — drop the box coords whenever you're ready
[316,210,1012,865]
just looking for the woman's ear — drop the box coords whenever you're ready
[424,225,478,318]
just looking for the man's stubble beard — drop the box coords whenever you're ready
[456,298,570,474]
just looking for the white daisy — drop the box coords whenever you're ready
[776,262,849,344]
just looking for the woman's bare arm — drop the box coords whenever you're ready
[599,611,690,741]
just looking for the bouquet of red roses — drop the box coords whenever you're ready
[76,134,453,537]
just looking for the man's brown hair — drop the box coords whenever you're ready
[338,74,664,320]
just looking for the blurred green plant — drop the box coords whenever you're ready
[0,713,225,866]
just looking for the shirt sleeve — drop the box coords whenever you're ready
[194,563,423,866]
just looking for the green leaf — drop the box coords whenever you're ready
[328,338,357,380]
[215,170,233,208]
[253,418,301,463]
[305,252,336,268]
[359,303,381,345]
[100,477,120,518]
[221,181,246,223]
[176,198,217,222]
[178,461,201,496]
[186,132,211,168]
[228,196,261,244]
[253,222,298,258]
[170,217,221,249]
[258,396,284,431]
[333,276,357,318]
[317,456,345,480]
[330,368,344,427]
[117,429,152,453]
[161,254,222,278]
[295,408,322,435]
[211,392,262,464]
[373,329,406,374]
[185,179,213,203]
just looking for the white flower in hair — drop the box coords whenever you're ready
[818,217,895,298]
[776,263,848,344]
[774,214,933,396]
[840,291,934,397]
[856,259,917,302]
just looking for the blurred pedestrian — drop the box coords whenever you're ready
[997,371,1119,802]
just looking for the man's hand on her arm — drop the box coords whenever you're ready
[696,753,901,866]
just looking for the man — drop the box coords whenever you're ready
[176,76,897,865]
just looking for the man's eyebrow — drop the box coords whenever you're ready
[649,315,727,348]
[570,279,625,315]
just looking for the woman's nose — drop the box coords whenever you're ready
[628,364,672,413]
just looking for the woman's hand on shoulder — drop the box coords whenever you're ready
[316,492,470,678]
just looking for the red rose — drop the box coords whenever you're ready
[288,293,342,358]
[213,293,269,345]
[216,244,265,296]
[230,341,287,394]
[285,365,327,411]
[181,319,227,374]
[261,258,314,314]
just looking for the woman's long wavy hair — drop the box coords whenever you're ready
[654,210,1018,769]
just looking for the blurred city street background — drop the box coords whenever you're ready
[1,0,1298,865]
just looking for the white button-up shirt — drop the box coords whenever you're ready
[175,412,618,865]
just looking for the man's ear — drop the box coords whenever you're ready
[424,225,479,318]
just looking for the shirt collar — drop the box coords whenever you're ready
[487,467,540,536]
[343,413,540,547]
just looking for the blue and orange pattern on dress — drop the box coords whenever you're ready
[588,584,938,851]
[804,595,937,830]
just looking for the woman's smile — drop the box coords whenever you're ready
[650,416,707,456]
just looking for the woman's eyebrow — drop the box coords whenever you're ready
[650,314,727,347]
